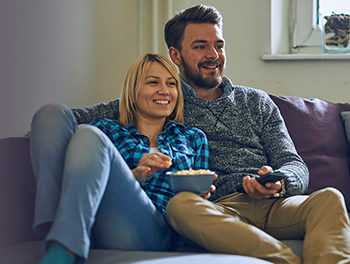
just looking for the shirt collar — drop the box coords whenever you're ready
[180,76,233,99]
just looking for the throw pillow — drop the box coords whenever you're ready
[270,94,350,209]
[341,111,350,144]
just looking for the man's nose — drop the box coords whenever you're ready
[206,46,219,59]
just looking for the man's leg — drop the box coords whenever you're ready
[46,125,171,260]
[30,104,78,235]
[166,192,300,264]
[266,187,350,264]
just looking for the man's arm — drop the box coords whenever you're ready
[260,94,309,196]
[72,98,120,124]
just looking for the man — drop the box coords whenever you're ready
[161,5,350,264]
[31,4,350,264]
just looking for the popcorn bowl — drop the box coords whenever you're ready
[166,169,215,195]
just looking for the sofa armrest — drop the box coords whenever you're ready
[0,137,43,248]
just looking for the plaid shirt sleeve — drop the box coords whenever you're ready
[190,128,210,170]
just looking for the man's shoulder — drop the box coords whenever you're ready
[220,77,267,98]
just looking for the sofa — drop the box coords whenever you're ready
[1,94,350,264]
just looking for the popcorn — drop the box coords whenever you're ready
[165,159,172,168]
[173,169,213,175]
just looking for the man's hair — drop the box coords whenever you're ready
[119,53,184,126]
[164,4,223,50]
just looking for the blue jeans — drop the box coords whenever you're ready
[30,104,172,260]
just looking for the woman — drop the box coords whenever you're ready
[30,54,211,264]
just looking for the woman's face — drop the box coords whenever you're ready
[135,62,178,123]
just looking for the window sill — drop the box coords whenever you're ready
[262,53,350,61]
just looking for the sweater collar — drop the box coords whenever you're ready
[180,76,233,99]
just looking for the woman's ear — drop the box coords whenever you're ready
[169,47,181,66]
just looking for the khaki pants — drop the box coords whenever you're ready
[166,187,350,264]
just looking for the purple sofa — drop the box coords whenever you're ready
[0,95,349,264]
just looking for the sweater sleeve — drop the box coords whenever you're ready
[259,94,309,196]
[72,98,120,124]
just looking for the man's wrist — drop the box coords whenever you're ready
[273,179,286,198]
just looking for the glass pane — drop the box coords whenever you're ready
[319,0,350,16]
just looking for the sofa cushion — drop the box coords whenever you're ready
[341,111,350,144]
[270,95,350,208]
[0,241,273,264]
[0,137,43,247]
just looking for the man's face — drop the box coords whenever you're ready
[177,23,226,90]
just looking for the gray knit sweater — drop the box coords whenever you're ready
[73,76,309,201]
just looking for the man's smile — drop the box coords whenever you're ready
[199,60,222,70]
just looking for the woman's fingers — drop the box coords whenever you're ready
[140,153,172,169]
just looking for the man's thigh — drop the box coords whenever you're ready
[264,195,309,240]
[214,192,276,228]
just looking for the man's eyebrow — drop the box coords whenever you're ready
[191,40,207,45]
[191,39,225,45]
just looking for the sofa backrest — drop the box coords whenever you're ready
[270,94,350,209]
[0,137,43,247]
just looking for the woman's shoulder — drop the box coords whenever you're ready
[90,118,126,133]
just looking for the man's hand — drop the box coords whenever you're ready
[132,153,172,183]
[202,174,218,200]
[242,166,282,199]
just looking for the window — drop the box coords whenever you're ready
[319,0,350,17]
[292,0,350,53]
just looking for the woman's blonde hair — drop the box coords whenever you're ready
[119,53,184,126]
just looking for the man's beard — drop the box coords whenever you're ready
[181,54,223,89]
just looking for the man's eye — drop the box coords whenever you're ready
[194,45,205,49]
[216,44,224,50]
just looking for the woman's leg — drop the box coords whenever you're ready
[45,125,171,260]
[30,104,78,235]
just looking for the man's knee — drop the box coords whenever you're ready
[312,187,347,211]
[167,192,200,218]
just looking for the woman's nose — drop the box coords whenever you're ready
[158,83,170,94]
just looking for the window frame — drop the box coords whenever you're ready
[291,0,323,53]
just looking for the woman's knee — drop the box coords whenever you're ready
[31,103,76,135]
[69,125,109,152]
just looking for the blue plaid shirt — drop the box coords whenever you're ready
[90,119,210,216]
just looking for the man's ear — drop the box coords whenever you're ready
[169,47,181,66]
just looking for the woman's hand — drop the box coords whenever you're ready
[242,166,282,199]
[202,174,218,200]
[132,153,172,183]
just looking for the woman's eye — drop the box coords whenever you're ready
[147,81,158,85]
[168,82,176,86]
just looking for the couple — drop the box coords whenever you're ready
[31,4,350,264]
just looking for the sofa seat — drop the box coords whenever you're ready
[0,241,273,264]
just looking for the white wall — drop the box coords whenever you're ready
[1,0,349,138]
